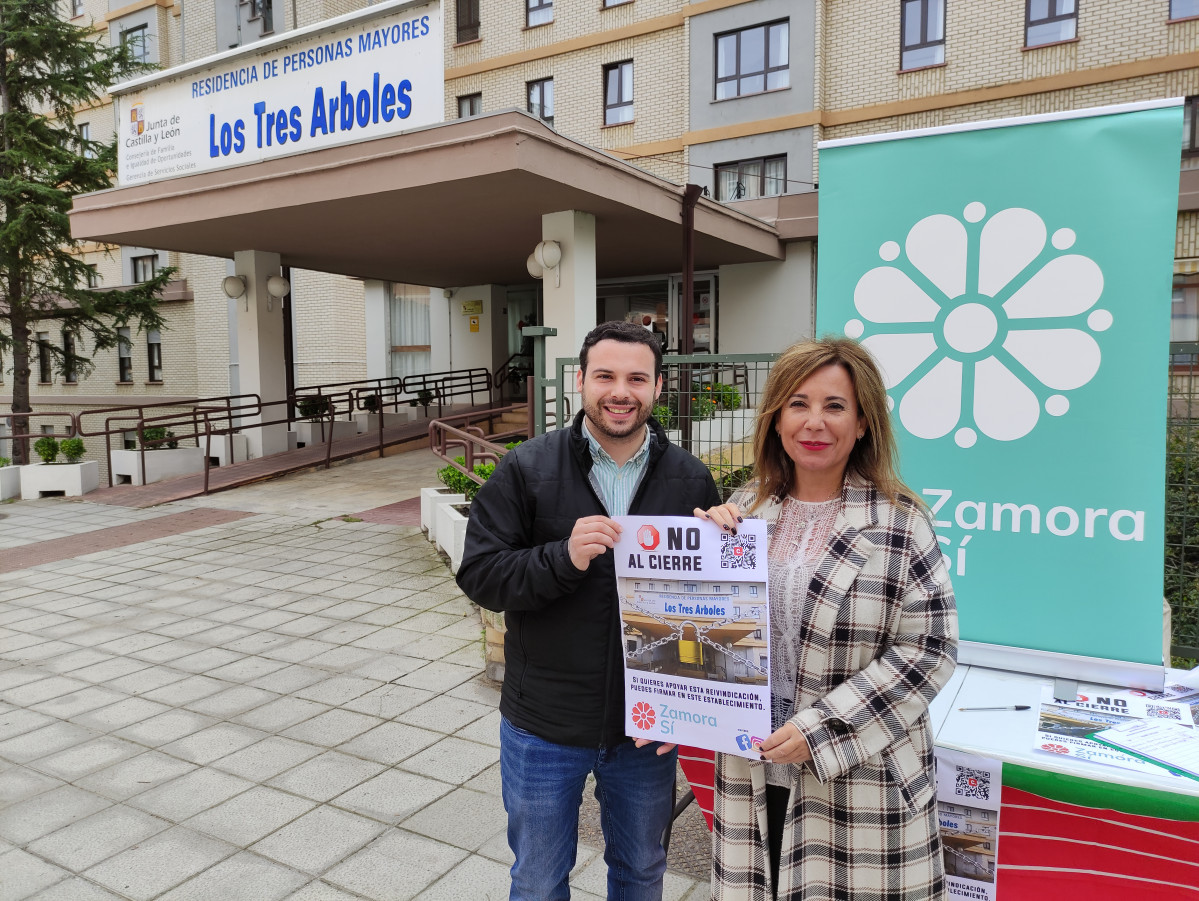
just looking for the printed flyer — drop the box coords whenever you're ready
[1032,686,1193,778]
[935,748,1002,901]
[613,515,770,759]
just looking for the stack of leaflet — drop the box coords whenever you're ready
[1032,685,1197,781]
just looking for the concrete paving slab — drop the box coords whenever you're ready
[82,825,238,901]
[265,750,386,802]
[26,803,172,871]
[334,721,440,766]
[182,785,316,847]
[400,787,508,852]
[209,734,324,782]
[0,784,112,844]
[321,829,469,901]
[156,850,310,901]
[249,805,387,876]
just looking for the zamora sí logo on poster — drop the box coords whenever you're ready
[844,203,1111,448]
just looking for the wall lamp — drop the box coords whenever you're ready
[221,273,291,311]
[525,240,562,287]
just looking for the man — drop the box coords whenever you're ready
[457,320,721,901]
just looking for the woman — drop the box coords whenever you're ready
[701,337,958,901]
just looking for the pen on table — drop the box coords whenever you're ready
[957,705,1031,712]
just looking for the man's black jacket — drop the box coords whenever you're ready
[456,412,721,748]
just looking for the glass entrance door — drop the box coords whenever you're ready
[668,274,717,353]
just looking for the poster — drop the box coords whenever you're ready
[935,748,1003,901]
[815,100,1182,666]
[613,515,770,759]
[1033,686,1193,778]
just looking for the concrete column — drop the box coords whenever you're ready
[363,280,390,381]
[233,249,289,458]
[541,210,596,380]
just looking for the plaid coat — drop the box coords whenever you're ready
[711,475,958,901]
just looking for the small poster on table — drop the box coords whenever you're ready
[1033,686,1193,779]
[613,515,770,759]
[935,747,1003,901]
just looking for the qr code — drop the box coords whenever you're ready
[954,766,991,802]
[1146,705,1183,720]
[719,532,757,569]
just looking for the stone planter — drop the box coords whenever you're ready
[205,433,248,467]
[435,502,471,574]
[20,461,99,499]
[421,487,464,543]
[480,607,507,683]
[111,447,206,486]
[1,465,22,500]
[353,411,411,434]
[293,419,357,447]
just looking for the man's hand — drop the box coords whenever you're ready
[758,722,811,765]
[634,738,677,756]
[568,515,622,571]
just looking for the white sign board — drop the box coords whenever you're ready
[614,516,771,759]
[115,0,443,186]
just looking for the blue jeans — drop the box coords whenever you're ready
[500,716,678,901]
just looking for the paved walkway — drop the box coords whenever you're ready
[0,450,711,900]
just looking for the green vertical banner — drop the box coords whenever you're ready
[816,101,1182,666]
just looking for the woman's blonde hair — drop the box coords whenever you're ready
[746,336,918,511]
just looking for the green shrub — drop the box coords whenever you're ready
[362,394,380,413]
[417,388,436,410]
[33,436,58,464]
[297,395,331,421]
[0,456,10,468]
[59,438,86,464]
[437,455,497,501]
[652,404,675,430]
[140,426,178,449]
[1166,420,1199,666]
[712,382,742,411]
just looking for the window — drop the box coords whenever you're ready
[715,155,787,201]
[1025,0,1076,47]
[527,0,552,27]
[117,327,133,383]
[457,93,481,118]
[122,24,149,63]
[122,430,138,450]
[527,78,554,127]
[1173,277,1198,343]
[62,332,77,384]
[715,21,789,100]
[901,0,945,70]
[456,0,480,42]
[603,0,631,6]
[251,0,273,33]
[147,330,162,381]
[71,0,83,16]
[37,333,52,383]
[85,265,100,289]
[603,61,634,125]
[1184,97,1199,156]
[132,254,157,283]
[77,122,98,160]
[1171,0,1199,19]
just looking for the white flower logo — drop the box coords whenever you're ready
[845,202,1112,447]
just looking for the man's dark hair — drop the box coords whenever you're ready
[579,320,663,378]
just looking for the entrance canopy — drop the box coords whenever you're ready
[70,111,783,287]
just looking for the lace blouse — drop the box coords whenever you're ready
[765,495,840,787]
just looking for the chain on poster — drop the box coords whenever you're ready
[614,515,770,759]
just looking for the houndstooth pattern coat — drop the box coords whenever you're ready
[711,475,958,901]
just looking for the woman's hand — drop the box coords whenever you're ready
[758,722,811,766]
[695,502,743,536]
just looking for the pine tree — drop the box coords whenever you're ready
[1,0,173,464]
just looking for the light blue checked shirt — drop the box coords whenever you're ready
[581,419,653,516]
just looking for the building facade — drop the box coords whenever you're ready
[6,0,1196,464]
